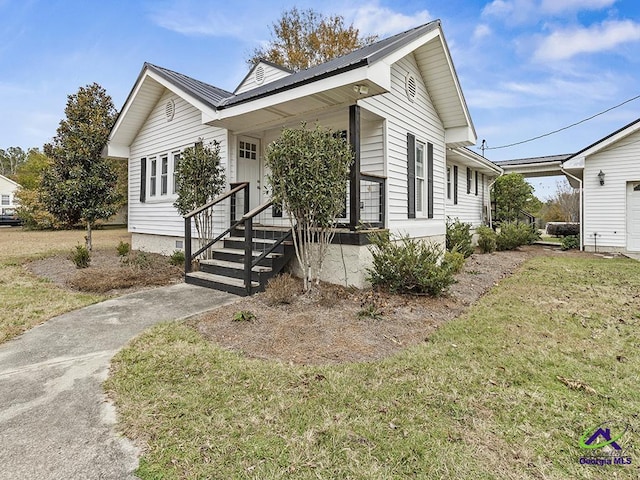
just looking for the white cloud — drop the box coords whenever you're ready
[473,24,492,41]
[534,19,640,61]
[483,0,618,23]
[346,3,432,37]
[148,2,245,38]
[540,0,616,14]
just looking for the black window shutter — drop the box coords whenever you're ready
[427,142,434,219]
[453,165,458,205]
[139,158,146,203]
[475,170,479,196]
[407,133,416,219]
[467,167,472,194]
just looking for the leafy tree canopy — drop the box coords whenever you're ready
[0,146,28,179]
[41,83,120,248]
[247,7,378,71]
[492,173,540,223]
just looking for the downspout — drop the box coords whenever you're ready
[561,167,583,251]
[487,171,503,229]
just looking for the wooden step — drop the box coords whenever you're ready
[185,271,259,296]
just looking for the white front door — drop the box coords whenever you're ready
[237,137,261,211]
[627,182,640,251]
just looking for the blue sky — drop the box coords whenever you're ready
[1,0,639,199]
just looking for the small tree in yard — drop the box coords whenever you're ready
[492,173,539,223]
[41,83,120,250]
[173,141,225,260]
[266,124,353,292]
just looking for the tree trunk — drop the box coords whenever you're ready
[86,222,92,251]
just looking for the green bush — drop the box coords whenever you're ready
[476,225,497,254]
[443,250,465,274]
[561,235,580,251]
[367,232,455,296]
[496,222,539,251]
[446,218,474,258]
[169,250,185,266]
[116,241,130,257]
[70,245,91,269]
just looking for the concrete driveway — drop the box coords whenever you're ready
[0,283,237,480]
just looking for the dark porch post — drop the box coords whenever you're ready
[349,104,361,230]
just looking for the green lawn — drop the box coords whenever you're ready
[0,227,128,343]
[106,254,640,479]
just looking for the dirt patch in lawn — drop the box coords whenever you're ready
[24,248,184,295]
[192,245,572,365]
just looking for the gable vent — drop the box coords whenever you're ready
[255,65,265,85]
[165,99,175,122]
[405,74,417,102]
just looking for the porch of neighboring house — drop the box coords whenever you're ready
[183,104,387,296]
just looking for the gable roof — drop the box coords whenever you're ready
[233,59,293,95]
[564,116,640,162]
[221,21,441,109]
[108,20,475,155]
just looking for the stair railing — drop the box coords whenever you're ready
[183,182,249,274]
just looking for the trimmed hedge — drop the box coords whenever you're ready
[546,222,580,237]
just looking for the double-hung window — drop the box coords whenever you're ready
[149,158,157,197]
[161,156,168,195]
[172,152,181,194]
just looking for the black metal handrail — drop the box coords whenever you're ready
[184,182,249,273]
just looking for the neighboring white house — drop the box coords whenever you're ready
[0,174,20,225]
[107,20,496,290]
[563,117,640,253]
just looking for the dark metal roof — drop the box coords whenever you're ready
[143,20,440,111]
[565,116,640,160]
[495,153,573,166]
[145,63,233,109]
[218,20,441,109]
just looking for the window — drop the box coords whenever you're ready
[466,167,472,194]
[1,195,9,206]
[161,156,168,195]
[475,170,479,196]
[149,158,157,197]
[415,141,425,214]
[239,140,257,160]
[446,167,452,200]
[172,152,181,194]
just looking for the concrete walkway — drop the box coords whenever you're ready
[0,283,238,480]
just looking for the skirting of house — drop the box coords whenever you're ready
[289,234,446,289]
[132,233,186,255]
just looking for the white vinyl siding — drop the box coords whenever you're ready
[445,161,490,227]
[360,54,446,238]
[129,90,229,238]
[235,62,292,94]
[583,129,640,250]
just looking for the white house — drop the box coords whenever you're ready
[0,174,20,225]
[563,117,640,253]
[107,20,498,294]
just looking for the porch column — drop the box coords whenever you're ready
[349,104,361,230]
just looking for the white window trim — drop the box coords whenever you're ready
[415,140,425,215]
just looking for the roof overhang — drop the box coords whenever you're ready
[207,63,390,133]
[447,148,502,175]
[106,67,219,159]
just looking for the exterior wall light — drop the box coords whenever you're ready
[352,84,369,95]
[597,170,605,185]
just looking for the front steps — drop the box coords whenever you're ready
[185,225,294,296]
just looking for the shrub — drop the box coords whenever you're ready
[367,232,455,296]
[233,310,256,322]
[122,250,152,270]
[443,250,465,274]
[116,241,130,257]
[264,273,300,305]
[546,222,580,237]
[476,225,497,254]
[496,222,539,251]
[169,250,185,267]
[561,235,580,251]
[446,218,474,258]
[358,303,384,320]
[70,245,90,269]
